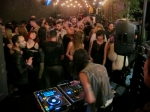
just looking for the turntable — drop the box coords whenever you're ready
[33,87,71,112]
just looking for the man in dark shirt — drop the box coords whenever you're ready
[42,30,64,88]
[11,35,33,96]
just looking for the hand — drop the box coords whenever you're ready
[69,55,73,61]
[70,80,80,86]
[26,57,33,66]
[89,57,93,62]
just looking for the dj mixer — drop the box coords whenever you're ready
[33,87,71,112]
[34,82,87,112]
[57,83,87,109]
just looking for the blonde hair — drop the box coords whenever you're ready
[73,31,84,51]
[5,28,13,44]
[93,23,105,33]
[5,28,12,39]
[17,25,28,38]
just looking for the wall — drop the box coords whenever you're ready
[102,0,124,23]
[0,0,55,24]
[0,27,8,101]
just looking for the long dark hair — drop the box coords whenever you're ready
[70,49,89,77]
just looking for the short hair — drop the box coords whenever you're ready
[107,22,114,26]
[56,21,63,26]
[12,35,20,46]
[96,30,105,38]
[48,30,57,38]
[21,20,27,24]
[29,18,37,23]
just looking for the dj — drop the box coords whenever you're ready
[70,49,114,112]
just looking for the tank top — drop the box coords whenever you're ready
[91,40,106,64]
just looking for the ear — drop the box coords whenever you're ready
[15,42,19,47]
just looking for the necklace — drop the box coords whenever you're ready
[96,41,103,50]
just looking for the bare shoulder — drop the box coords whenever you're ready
[79,72,90,86]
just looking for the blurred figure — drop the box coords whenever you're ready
[29,18,40,33]
[70,49,114,112]
[10,35,33,96]
[56,21,67,44]
[17,25,28,39]
[42,30,64,88]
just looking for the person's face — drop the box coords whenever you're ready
[30,32,36,40]
[18,36,26,48]
[30,21,34,26]
[108,24,114,31]
[44,22,50,29]
[97,34,104,40]
[41,19,46,27]
[15,27,18,34]
[56,24,62,31]
[71,18,77,25]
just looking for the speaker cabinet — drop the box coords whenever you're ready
[114,19,136,56]
[0,26,8,101]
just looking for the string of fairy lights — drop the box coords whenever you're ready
[53,0,89,8]
[52,0,108,8]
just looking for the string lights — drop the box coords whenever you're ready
[53,0,90,8]
[52,0,109,8]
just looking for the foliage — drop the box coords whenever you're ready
[119,0,142,19]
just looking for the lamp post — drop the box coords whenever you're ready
[138,0,148,45]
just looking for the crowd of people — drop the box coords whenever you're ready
[1,14,149,112]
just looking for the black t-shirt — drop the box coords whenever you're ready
[62,34,72,54]
[105,29,115,40]
[84,25,93,36]
[42,41,64,67]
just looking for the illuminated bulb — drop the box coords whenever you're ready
[66,1,68,3]
[75,1,77,3]
[71,4,72,6]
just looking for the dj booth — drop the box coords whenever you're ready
[33,81,128,112]
[33,82,87,112]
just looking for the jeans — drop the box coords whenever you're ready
[43,66,63,89]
